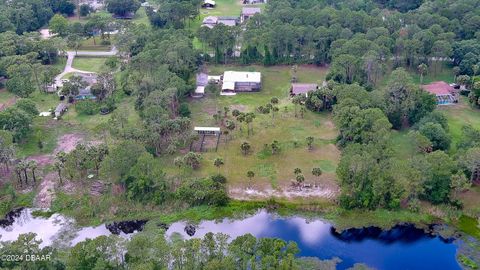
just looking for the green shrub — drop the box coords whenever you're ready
[75,100,98,115]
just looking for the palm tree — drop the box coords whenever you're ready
[306,136,314,150]
[418,63,428,84]
[54,161,64,185]
[246,170,255,187]
[213,157,224,172]
[295,174,305,188]
[15,164,23,187]
[19,160,28,185]
[28,160,38,183]
[245,113,256,136]
[312,167,322,187]
[294,168,302,175]
[240,142,251,155]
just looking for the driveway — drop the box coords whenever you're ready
[54,47,117,89]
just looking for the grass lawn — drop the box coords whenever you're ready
[72,57,108,73]
[77,37,112,52]
[132,7,150,26]
[0,89,16,106]
[163,65,337,190]
[16,117,68,158]
[438,97,480,151]
[377,63,454,88]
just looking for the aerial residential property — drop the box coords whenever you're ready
[221,71,262,93]
[421,81,458,105]
[1,0,480,269]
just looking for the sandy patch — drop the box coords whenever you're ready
[323,120,335,129]
[229,184,339,200]
[34,172,56,208]
[27,155,55,167]
[230,104,247,112]
[54,133,85,154]
[0,96,17,111]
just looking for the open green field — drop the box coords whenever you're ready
[76,37,112,51]
[162,65,337,191]
[72,57,108,73]
[378,63,454,88]
[439,97,480,151]
[132,7,150,26]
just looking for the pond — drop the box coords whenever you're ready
[0,208,139,248]
[165,210,461,270]
[1,209,461,270]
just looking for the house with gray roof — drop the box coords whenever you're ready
[241,7,261,23]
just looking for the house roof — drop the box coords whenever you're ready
[195,127,220,132]
[203,0,216,5]
[291,83,318,95]
[55,103,67,113]
[196,73,209,86]
[421,81,454,96]
[222,81,235,90]
[242,7,261,16]
[223,71,261,83]
[201,24,215,29]
[195,86,205,94]
[202,16,218,24]
[218,19,236,26]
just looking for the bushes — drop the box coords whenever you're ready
[75,100,98,115]
[415,112,451,151]
[176,177,229,207]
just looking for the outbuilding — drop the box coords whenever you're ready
[54,103,68,118]
[290,83,318,97]
[241,7,261,23]
[202,0,216,8]
[221,71,261,93]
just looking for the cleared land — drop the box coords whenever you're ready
[163,65,338,199]
[72,57,108,73]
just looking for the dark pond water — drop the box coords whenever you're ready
[165,210,461,270]
[1,209,462,270]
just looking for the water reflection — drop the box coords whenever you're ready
[0,209,132,248]
[165,210,461,270]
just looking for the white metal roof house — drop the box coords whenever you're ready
[221,71,261,92]
[202,0,216,8]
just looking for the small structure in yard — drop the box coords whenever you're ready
[201,16,238,28]
[421,81,458,105]
[193,72,209,98]
[241,7,261,23]
[221,71,261,93]
[54,103,68,118]
[243,0,267,3]
[208,75,221,84]
[193,127,221,152]
[202,0,216,8]
[290,83,318,97]
[218,16,238,26]
[202,16,218,28]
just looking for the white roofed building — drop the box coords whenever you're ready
[221,71,261,92]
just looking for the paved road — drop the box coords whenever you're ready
[53,47,118,89]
